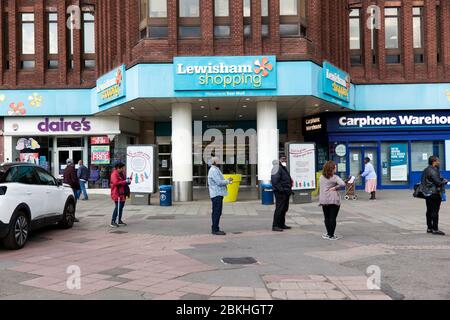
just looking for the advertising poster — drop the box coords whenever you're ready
[91,146,111,165]
[289,143,316,191]
[91,136,110,145]
[390,144,408,181]
[126,146,155,194]
[20,153,39,164]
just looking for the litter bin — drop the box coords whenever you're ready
[160,185,172,206]
[223,174,242,203]
[261,184,274,205]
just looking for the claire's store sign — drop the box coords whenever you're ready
[38,117,91,132]
[322,61,351,103]
[174,56,277,94]
[96,65,126,106]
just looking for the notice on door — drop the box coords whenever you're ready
[288,143,316,191]
[390,144,408,182]
[126,146,155,194]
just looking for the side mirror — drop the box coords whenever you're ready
[56,179,63,187]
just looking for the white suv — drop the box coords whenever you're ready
[0,163,76,250]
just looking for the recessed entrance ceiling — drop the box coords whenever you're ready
[96,96,349,122]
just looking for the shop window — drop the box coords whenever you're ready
[380,142,409,186]
[214,0,230,38]
[385,7,401,64]
[279,0,307,37]
[82,11,95,69]
[140,0,169,39]
[47,13,58,69]
[178,0,201,38]
[67,10,75,69]
[243,0,269,39]
[411,141,444,172]
[20,13,35,70]
[349,8,362,66]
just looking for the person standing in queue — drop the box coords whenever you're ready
[319,161,346,240]
[208,157,233,236]
[110,162,131,228]
[63,159,81,223]
[77,160,90,201]
[421,156,447,235]
[271,155,293,232]
[361,157,377,200]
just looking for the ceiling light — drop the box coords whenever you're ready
[198,99,203,102]
[242,105,247,108]
[239,115,243,118]
[325,109,330,112]
[314,104,320,107]
[130,107,135,110]
[245,98,251,101]
[203,115,208,118]
[117,113,121,116]
[201,106,205,109]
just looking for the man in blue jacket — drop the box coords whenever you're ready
[271,155,293,232]
[208,157,233,236]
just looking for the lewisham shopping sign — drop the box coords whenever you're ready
[96,64,126,106]
[174,56,277,94]
[322,61,351,103]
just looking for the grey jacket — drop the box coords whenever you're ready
[319,175,346,206]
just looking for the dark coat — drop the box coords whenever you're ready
[77,165,90,181]
[271,164,293,194]
[421,165,446,196]
[63,165,80,190]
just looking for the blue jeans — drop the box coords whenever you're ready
[112,201,126,223]
[79,180,88,200]
[211,196,224,232]
[73,188,81,201]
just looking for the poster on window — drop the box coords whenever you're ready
[20,153,39,165]
[91,146,111,165]
[288,143,317,191]
[126,146,156,194]
[390,144,408,181]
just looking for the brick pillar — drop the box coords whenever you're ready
[35,0,45,85]
[251,0,262,55]
[168,0,178,57]
[402,1,414,81]
[72,0,82,84]
[376,0,386,81]
[362,0,373,81]
[8,0,17,86]
[269,0,281,56]
[425,0,438,79]
[321,0,330,62]
[231,0,244,55]
[201,0,214,55]
[58,1,68,84]
[307,0,321,61]
[0,0,4,85]
[442,0,450,78]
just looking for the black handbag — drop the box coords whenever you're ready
[413,183,428,199]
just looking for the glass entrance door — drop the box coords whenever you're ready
[349,147,379,189]
[57,149,85,176]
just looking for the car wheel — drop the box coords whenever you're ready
[58,200,76,229]
[3,211,29,250]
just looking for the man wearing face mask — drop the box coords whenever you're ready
[271,155,293,232]
[421,156,448,235]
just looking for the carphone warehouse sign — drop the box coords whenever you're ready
[174,56,277,92]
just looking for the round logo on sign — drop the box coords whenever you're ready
[335,144,347,157]
[161,194,166,201]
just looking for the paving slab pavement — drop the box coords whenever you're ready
[1,190,449,300]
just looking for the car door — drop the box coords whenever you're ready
[35,168,62,215]
[13,166,46,220]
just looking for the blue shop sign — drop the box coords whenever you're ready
[174,56,277,93]
[322,61,351,103]
[96,65,126,106]
[328,111,450,132]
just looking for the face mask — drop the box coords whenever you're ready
[281,162,287,167]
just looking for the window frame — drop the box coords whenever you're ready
[47,11,59,69]
[214,0,230,38]
[349,7,362,66]
[384,7,401,65]
[20,12,36,70]
[178,0,201,39]
[82,8,96,69]
[412,6,424,64]
[140,0,169,39]
[279,0,307,38]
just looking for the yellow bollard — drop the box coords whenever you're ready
[311,172,322,197]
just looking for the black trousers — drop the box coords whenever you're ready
[273,192,290,228]
[322,205,340,237]
[425,194,441,231]
[211,196,224,232]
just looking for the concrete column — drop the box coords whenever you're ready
[257,101,279,185]
[172,103,193,202]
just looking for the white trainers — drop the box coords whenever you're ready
[322,234,330,240]
[328,235,341,241]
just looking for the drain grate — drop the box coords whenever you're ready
[221,257,258,265]
[146,215,175,220]
[110,231,128,234]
